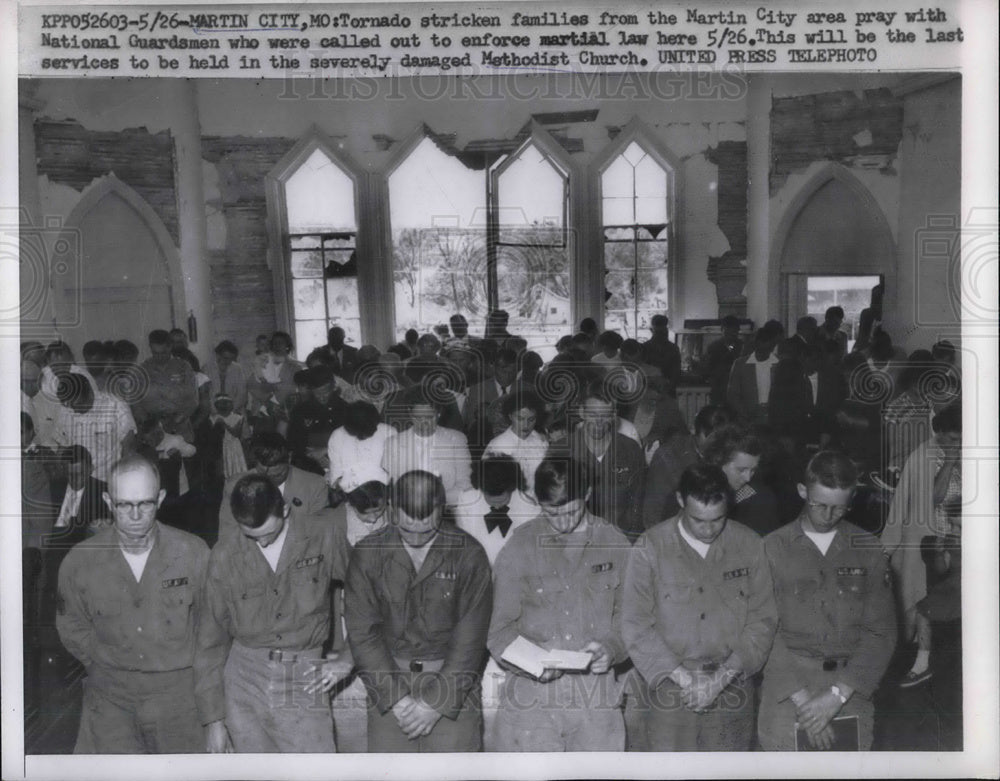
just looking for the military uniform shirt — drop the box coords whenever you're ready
[194,516,340,724]
[56,522,209,673]
[762,520,896,700]
[489,515,631,666]
[623,516,777,689]
[345,525,492,720]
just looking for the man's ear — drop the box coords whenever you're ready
[796,483,808,501]
[584,486,593,504]
[675,491,685,510]
[156,488,167,508]
[102,491,115,515]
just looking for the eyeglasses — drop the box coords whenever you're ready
[113,500,158,513]
[806,501,850,518]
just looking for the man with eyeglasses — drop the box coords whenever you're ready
[758,450,896,750]
[55,455,210,753]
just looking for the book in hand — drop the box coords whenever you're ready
[794,715,861,751]
[500,636,593,679]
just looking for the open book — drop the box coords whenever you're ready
[500,636,593,678]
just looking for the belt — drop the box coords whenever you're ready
[268,649,304,662]
[393,656,445,674]
[681,660,721,673]
[790,653,848,672]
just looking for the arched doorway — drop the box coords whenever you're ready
[771,164,895,344]
[52,175,184,359]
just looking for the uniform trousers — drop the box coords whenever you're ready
[366,659,482,752]
[493,672,625,752]
[639,675,755,751]
[75,665,202,753]
[758,656,874,751]
[223,642,336,753]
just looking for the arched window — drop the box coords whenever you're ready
[266,135,363,357]
[388,134,487,340]
[598,133,676,337]
[491,135,572,345]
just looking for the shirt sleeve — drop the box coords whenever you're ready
[726,537,778,676]
[622,537,681,689]
[344,545,410,714]
[54,554,95,669]
[193,553,235,725]
[417,542,493,720]
[486,538,526,663]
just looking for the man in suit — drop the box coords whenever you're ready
[326,326,360,383]
[465,349,519,450]
[641,315,682,394]
[217,432,333,545]
[726,329,779,424]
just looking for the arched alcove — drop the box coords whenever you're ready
[53,175,184,357]
[770,163,895,330]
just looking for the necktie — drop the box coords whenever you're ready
[219,365,228,396]
[484,505,512,536]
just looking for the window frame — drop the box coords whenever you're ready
[487,124,576,337]
[592,118,681,334]
[265,128,366,351]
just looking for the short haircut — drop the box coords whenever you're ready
[753,329,772,346]
[802,450,858,490]
[597,331,624,350]
[215,340,239,357]
[534,456,590,505]
[231,474,284,529]
[620,338,641,357]
[932,402,962,435]
[62,444,94,467]
[56,373,93,406]
[417,332,441,349]
[932,340,956,361]
[270,331,294,351]
[761,319,784,339]
[107,454,161,493]
[478,454,522,496]
[579,317,598,334]
[342,401,381,440]
[404,329,419,344]
[169,328,186,338]
[650,314,669,328]
[390,470,445,521]
[82,340,106,360]
[693,404,736,438]
[148,329,171,347]
[825,306,844,320]
[796,316,817,332]
[250,432,290,466]
[347,480,388,513]
[501,388,543,419]
[702,424,763,467]
[678,463,732,506]
[306,347,334,368]
[495,348,518,367]
[555,335,574,352]
[45,341,74,363]
[114,340,139,362]
[328,326,345,339]
[721,315,741,330]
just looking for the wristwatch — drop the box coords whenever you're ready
[830,685,848,705]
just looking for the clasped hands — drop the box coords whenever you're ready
[791,686,847,750]
[672,666,734,712]
[392,695,443,740]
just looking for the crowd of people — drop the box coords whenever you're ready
[20,306,964,753]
